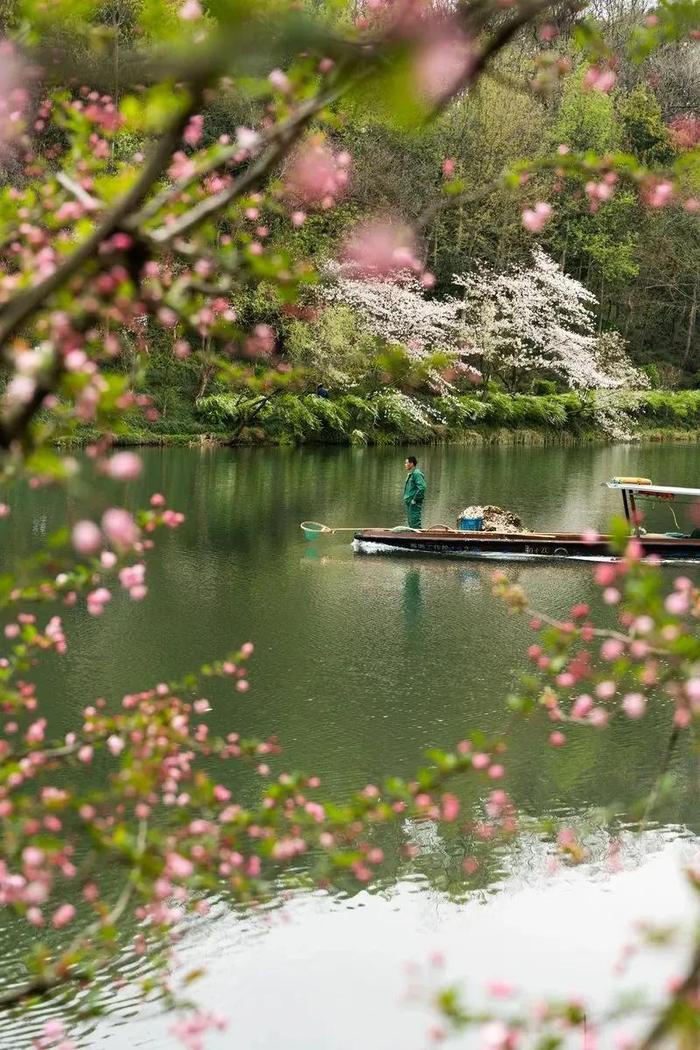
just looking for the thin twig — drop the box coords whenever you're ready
[55,173,103,212]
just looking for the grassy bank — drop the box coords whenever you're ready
[103,389,700,448]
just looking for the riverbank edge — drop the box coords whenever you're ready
[62,425,700,449]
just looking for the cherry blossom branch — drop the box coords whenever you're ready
[0,85,206,358]
[450,0,572,105]
[132,76,350,226]
[145,75,362,246]
[0,823,148,1011]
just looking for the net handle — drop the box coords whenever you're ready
[300,521,406,535]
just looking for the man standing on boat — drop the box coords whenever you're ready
[403,456,426,529]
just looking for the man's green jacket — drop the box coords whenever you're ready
[403,468,426,507]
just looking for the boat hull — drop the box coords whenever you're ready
[352,529,700,563]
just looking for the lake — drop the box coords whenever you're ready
[2,441,700,1048]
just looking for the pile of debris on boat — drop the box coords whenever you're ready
[459,505,531,534]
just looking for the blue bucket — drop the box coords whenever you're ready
[458,516,483,532]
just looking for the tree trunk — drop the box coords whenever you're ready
[682,272,699,369]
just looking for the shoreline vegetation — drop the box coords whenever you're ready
[88,389,700,449]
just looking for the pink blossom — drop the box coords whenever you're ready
[268,68,291,93]
[241,641,254,657]
[244,324,275,359]
[665,591,689,614]
[522,202,552,233]
[106,452,142,481]
[583,65,617,92]
[291,210,306,227]
[595,563,617,585]
[487,980,516,998]
[643,179,674,208]
[633,615,654,635]
[166,852,193,879]
[107,735,124,756]
[284,140,351,209]
[585,180,614,208]
[570,692,596,718]
[236,126,261,152]
[102,507,139,549]
[119,563,146,590]
[341,220,422,277]
[549,731,566,746]
[22,845,44,868]
[52,903,76,928]
[87,587,111,616]
[183,113,202,147]
[441,793,459,821]
[415,25,475,103]
[5,374,36,405]
[179,0,202,20]
[685,678,700,702]
[27,907,43,926]
[622,693,646,719]
[481,1020,515,1049]
[150,493,166,508]
[42,1019,65,1041]
[472,752,490,769]
[601,638,624,661]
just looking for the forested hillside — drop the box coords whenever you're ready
[1,0,698,439]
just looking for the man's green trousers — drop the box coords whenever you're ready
[405,502,423,529]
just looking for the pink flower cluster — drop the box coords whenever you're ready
[284,140,351,209]
[521,202,552,233]
[169,1011,227,1050]
[583,65,617,92]
[119,562,147,601]
[341,220,428,281]
[585,174,617,211]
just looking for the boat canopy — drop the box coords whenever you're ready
[606,478,700,500]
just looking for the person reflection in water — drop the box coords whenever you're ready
[402,568,423,628]
[403,455,426,529]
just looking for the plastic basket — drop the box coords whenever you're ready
[458,516,484,532]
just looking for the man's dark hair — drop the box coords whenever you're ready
[407,456,417,467]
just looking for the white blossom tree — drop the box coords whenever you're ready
[452,248,648,392]
[321,263,462,360]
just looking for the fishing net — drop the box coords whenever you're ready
[300,521,331,540]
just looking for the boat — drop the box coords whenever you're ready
[352,478,700,564]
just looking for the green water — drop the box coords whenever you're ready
[3,443,700,1049]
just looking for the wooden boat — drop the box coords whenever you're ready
[352,479,700,564]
